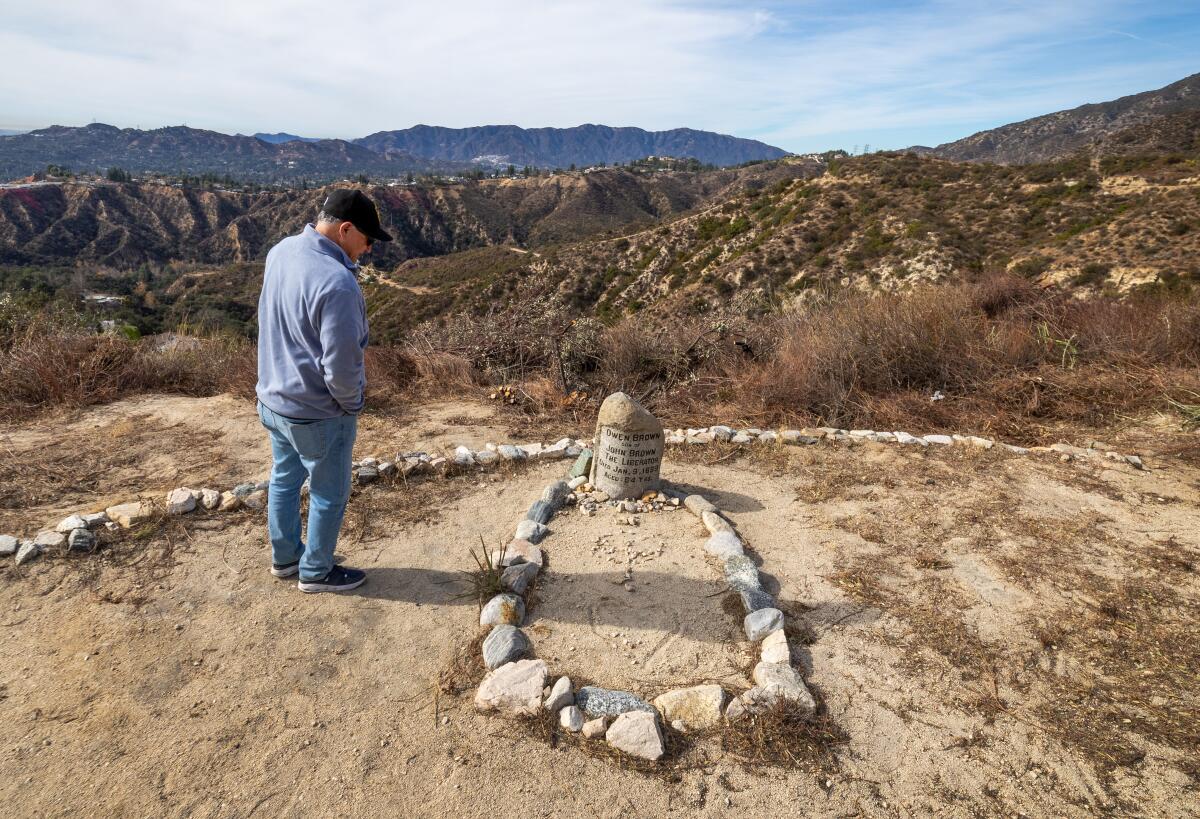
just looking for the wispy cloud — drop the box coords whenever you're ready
[0,0,1195,151]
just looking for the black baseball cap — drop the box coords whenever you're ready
[321,189,393,242]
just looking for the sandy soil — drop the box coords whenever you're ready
[1,395,1198,818]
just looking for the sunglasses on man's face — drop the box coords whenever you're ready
[351,223,374,247]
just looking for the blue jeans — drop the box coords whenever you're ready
[257,401,357,581]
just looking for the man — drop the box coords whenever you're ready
[255,189,392,592]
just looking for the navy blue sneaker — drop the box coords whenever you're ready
[298,566,366,593]
[271,560,300,578]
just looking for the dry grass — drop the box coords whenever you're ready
[5,278,1199,439]
[438,629,488,695]
[0,415,236,531]
[721,700,848,773]
[819,451,1200,792]
[509,708,716,780]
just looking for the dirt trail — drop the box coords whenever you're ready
[1,396,1198,817]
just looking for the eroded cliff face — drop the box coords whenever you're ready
[0,164,809,268]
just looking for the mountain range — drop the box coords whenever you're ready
[917,72,1200,164]
[0,123,788,183]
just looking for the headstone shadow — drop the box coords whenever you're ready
[351,566,750,644]
[662,479,765,514]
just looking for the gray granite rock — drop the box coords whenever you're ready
[575,686,655,718]
[893,431,927,446]
[232,483,257,497]
[744,608,784,641]
[739,588,776,614]
[355,465,380,484]
[480,594,525,627]
[474,450,498,466]
[378,461,399,477]
[501,561,540,595]
[496,444,525,461]
[560,705,585,732]
[710,425,735,442]
[0,535,18,556]
[526,500,555,525]
[67,528,95,552]
[514,520,548,544]
[923,434,954,445]
[453,446,476,466]
[541,481,571,507]
[544,676,574,713]
[590,393,664,499]
[724,555,761,592]
[482,625,530,669]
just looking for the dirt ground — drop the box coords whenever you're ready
[1,395,1198,818]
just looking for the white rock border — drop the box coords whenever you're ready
[468,446,820,762]
[3,427,1146,573]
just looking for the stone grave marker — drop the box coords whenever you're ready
[589,392,663,499]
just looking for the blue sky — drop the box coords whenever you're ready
[0,1,1196,153]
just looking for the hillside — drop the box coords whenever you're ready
[361,149,1200,339]
[0,161,818,271]
[355,124,789,168]
[917,72,1200,164]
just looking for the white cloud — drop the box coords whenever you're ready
[0,0,1194,151]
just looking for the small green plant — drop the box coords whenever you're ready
[1167,391,1200,429]
[1036,322,1079,369]
[1073,262,1110,287]
[458,536,507,608]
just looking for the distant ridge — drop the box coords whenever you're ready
[355,124,788,168]
[916,72,1200,164]
[0,123,426,181]
[0,122,788,182]
[252,132,321,144]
